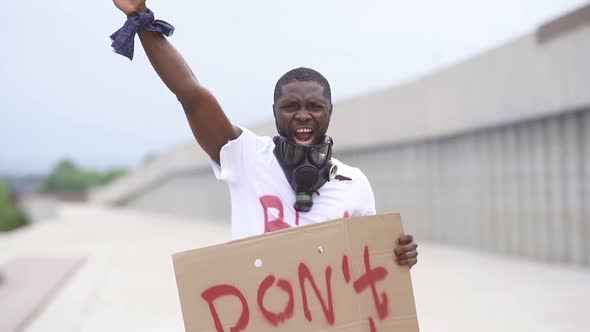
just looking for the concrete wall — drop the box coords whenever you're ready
[123,108,590,266]
[338,108,590,266]
[124,168,230,222]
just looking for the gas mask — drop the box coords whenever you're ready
[273,135,338,212]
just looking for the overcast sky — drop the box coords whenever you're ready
[1,0,587,175]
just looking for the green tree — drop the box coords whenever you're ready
[99,169,127,184]
[42,159,127,194]
[0,181,29,232]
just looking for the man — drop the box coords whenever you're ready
[111,0,418,269]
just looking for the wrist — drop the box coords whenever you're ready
[126,4,148,18]
[111,5,175,60]
[136,4,148,14]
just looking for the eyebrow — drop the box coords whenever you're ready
[278,93,329,104]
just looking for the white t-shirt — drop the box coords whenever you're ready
[211,127,376,240]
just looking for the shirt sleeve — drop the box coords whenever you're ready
[354,171,377,216]
[210,126,258,184]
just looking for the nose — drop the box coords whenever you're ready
[294,108,312,122]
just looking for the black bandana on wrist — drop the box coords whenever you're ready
[110,8,175,60]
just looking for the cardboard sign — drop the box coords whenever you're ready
[172,214,419,332]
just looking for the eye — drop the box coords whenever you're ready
[308,103,325,111]
[282,102,299,112]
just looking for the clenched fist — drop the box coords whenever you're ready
[113,0,147,16]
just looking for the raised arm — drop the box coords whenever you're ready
[113,0,241,164]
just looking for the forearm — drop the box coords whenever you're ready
[112,1,239,163]
[138,29,198,101]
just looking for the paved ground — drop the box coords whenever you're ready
[0,203,588,332]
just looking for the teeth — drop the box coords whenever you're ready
[296,128,313,133]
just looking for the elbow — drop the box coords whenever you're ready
[176,93,189,107]
[175,82,202,107]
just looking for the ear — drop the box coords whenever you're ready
[273,104,281,132]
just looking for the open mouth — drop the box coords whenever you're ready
[293,127,315,145]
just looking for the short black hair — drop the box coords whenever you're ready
[273,67,332,104]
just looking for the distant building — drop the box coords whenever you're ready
[91,4,590,266]
[0,176,59,222]
[0,175,43,201]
